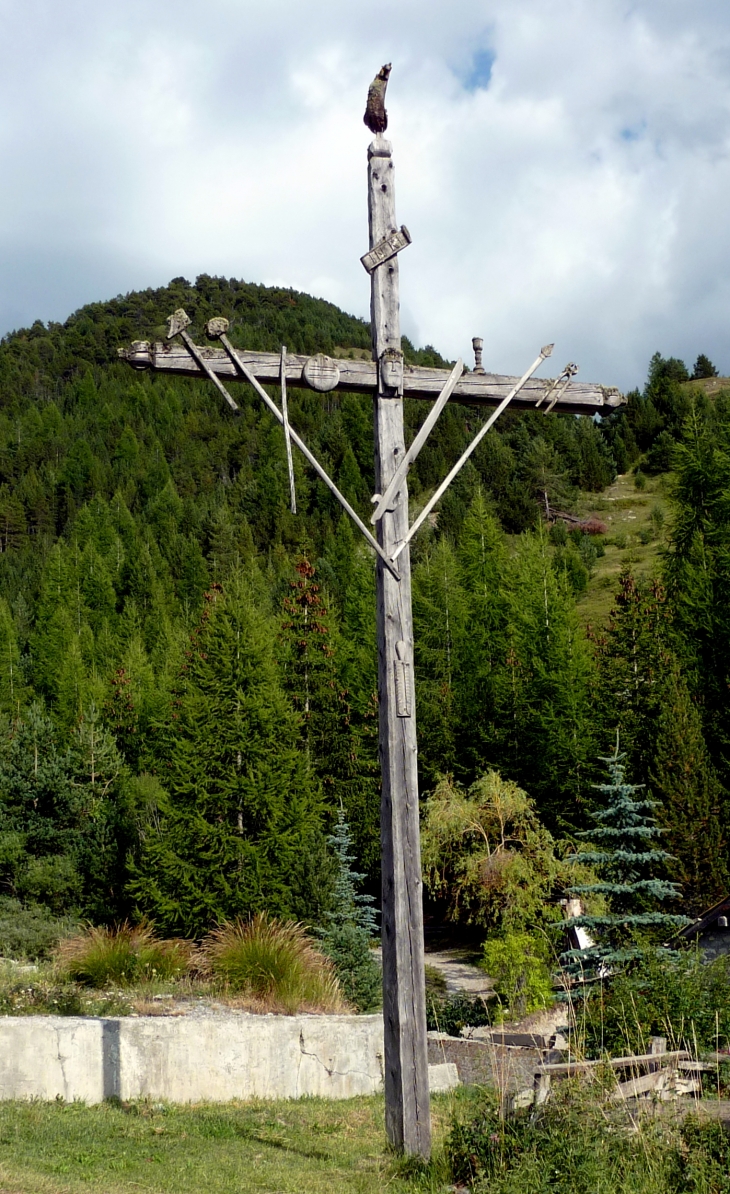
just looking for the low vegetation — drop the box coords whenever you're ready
[199,914,346,1013]
[56,922,193,987]
[0,915,349,1016]
[448,1085,730,1193]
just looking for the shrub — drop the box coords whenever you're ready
[321,923,381,1012]
[426,992,493,1036]
[634,468,647,490]
[447,1084,730,1192]
[199,914,346,1014]
[0,897,76,960]
[482,931,554,1021]
[581,949,730,1058]
[421,771,586,933]
[318,810,381,1012]
[56,923,192,987]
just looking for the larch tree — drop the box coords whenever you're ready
[128,575,327,936]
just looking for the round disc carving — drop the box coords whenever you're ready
[303,354,340,392]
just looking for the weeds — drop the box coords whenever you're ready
[447,1083,730,1192]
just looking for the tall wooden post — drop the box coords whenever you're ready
[368,134,431,1158]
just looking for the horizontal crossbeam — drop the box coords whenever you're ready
[118,341,624,416]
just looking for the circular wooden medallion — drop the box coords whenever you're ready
[303,354,340,392]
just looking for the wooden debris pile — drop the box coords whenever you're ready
[511,1037,715,1112]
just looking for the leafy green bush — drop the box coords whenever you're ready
[200,914,346,1013]
[0,898,76,960]
[482,931,554,1021]
[421,772,580,933]
[447,1085,730,1192]
[426,992,493,1036]
[56,923,192,987]
[580,949,730,1057]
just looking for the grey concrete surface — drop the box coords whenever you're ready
[0,1014,461,1103]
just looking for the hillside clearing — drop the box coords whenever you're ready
[575,471,670,628]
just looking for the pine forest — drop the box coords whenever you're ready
[0,272,728,983]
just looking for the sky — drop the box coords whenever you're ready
[1,0,730,391]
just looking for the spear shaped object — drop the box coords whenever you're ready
[536,361,579,413]
[391,344,554,563]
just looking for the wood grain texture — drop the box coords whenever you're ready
[119,341,622,415]
[369,135,431,1160]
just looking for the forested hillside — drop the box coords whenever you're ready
[0,273,726,939]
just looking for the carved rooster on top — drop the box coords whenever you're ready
[364,63,391,134]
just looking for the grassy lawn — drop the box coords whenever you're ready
[0,1094,465,1194]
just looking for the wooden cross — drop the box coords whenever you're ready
[119,85,623,1159]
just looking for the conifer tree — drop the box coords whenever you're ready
[412,537,466,784]
[593,569,672,785]
[691,354,718,380]
[280,556,379,883]
[128,575,326,936]
[319,808,381,1011]
[565,746,688,971]
[0,704,83,914]
[495,527,595,830]
[0,599,26,719]
[663,397,730,779]
[454,490,509,775]
[649,667,728,913]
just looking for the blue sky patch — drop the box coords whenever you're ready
[620,121,646,142]
[464,48,495,91]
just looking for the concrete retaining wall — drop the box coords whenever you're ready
[0,1013,386,1103]
[0,1014,460,1103]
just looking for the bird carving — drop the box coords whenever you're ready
[364,63,391,134]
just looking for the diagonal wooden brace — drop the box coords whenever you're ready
[371,358,463,523]
[391,344,553,562]
[208,326,400,580]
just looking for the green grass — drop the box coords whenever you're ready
[574,470,671,629]
[0,1094,462,1194]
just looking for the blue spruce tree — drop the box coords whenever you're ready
[320,808,381,1011]
[564,744,688,974]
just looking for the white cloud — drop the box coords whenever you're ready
[1,0,730,390]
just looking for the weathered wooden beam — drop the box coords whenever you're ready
[118,341,623,416]
[535,1050,691,1078]
[369,134,431,1160]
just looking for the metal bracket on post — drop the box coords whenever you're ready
[393,640,412,717]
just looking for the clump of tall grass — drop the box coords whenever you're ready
[199,914,347,1014]
[56,923,193,988]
